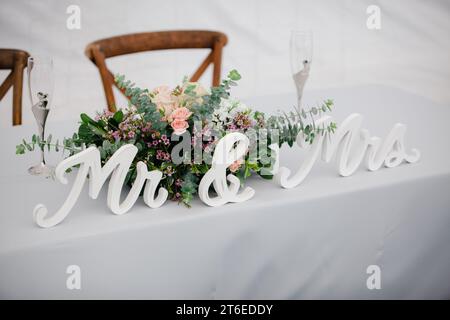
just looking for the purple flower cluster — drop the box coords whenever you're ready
[161,134,170,145]
[156,150,171,161]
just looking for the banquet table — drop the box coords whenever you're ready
[0,84,449,299]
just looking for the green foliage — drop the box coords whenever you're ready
[267,99,337,146]
[115,74,166,132]
[180,172,199,207]
[228,69,241,81]
[191,69,242,121]
[16,133,82,156]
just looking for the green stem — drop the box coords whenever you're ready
[37,141,80,153]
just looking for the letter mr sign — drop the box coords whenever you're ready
[33,114,420,228]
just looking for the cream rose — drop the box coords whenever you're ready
[152,85,178,116]
[177,82,210,107]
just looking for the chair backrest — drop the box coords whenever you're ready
[0,49,29,125]
[85,30,228,111]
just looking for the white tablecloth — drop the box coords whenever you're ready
[0,85,449,299]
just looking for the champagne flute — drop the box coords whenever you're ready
[290,30,313,112]
[27,55,55,177]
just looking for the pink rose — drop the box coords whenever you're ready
[229,159,244,173]
[170,107,192,121]
[171,119,189,135]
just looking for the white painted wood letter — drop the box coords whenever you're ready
[277,113,420,189]
[199,132,255,206]
[33,144,168,228]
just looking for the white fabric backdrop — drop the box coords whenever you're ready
[0,0,449,127]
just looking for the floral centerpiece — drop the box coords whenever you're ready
[17,70,336,206]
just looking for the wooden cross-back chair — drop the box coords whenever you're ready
[85,30,228,112]
[0,49,30,125]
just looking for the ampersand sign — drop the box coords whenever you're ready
[198,132,255,206]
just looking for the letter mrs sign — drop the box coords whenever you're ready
[33,113,420,228]
[276,114,420,188]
